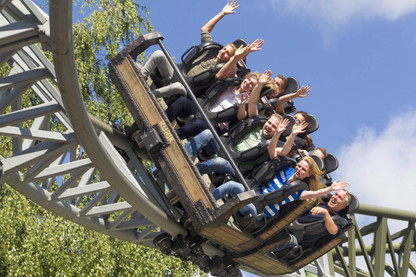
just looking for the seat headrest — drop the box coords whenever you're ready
[305,114,319,135]
[346,194,359,213]
[323,153,339,174]
[310,154,324,171]
[281,114,296,138]
[285,77,300,95]
[232,38,248,49]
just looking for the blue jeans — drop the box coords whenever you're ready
[185,129,219,157]
[165,96,208,139]
[185,129,235,178]
[271,234,298,252]
[212,181,257,216]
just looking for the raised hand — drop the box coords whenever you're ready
[277,118,290,133]
[222,0,239,15]
[292,121,308,135]
[330,180,348,191]
[295,85,311,98]
[259,70,272,84]
[240,93,249,105]
[234,45,249,58]
[248,39,264,53]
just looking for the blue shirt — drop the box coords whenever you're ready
[258,166,306,218]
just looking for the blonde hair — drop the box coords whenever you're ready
[242,71,260,81]
[301,156,324,192]
[264,80,279,98]
[269,113,283,122]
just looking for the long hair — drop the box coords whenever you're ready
[301,156,324,192]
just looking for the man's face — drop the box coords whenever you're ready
[294,113,307,124]
[240,75,258,92]
[294,160,311,180]
[217,44,235,63]
[327,190,348,212]
[262,116,280,139]
[274,77,286,93]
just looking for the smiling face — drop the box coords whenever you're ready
[294,113,307,124]
[327,190,349,212]
[261,116,281,139]
[294,160,311,180]
[216,44,235,63]
[240,75,258,92]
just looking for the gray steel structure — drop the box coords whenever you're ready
[0,0,414,276]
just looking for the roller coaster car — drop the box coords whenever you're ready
[217,114,295,170]
[230,158,314,235]
[272,194,359,272]
[196,77,274,131]
[149,38,249,97]
[108,32,350,276]
[260,76,300,115]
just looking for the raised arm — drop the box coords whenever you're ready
[216,39,264,80]
[201,0,239,33]
[275,85,311,114]
[237,93,249,120]
[267,118,290,159]
[299,180,348,200]
[215,45,248,79]
[247,69,271,117]
[276,121,308,157]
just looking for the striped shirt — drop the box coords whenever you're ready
[258,166,306,218]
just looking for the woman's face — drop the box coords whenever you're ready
[240,75,258,92]
[294,160,311,180]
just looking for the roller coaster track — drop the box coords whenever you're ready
[0,1,414,276]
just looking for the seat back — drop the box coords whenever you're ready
[287,194,359,245]
[231,38,250,78]
[282,76,300,96]
[310,154,324,171]
[323,153,339,174]
[304,113,319,135]
[180,41,223,70]
[280,114,296,139]
[248,157,297,189]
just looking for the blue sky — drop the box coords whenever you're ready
[138,0,416,210]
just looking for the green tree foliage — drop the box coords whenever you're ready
[73,0,153,124]
[0,1,205,276]
[0,185,202,276]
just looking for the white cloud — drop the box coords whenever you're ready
[336,111,416,273]
[336,110,416,212]
[268,0,416,34]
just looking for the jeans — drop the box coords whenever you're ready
[212,181,257,216]
[166,97,208,139]
[141,50,174,80]
[185,129,235,178]
[141,50,186,97]
[185,129,219,157]
[271,234,298,252]
[177,119,208,140]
